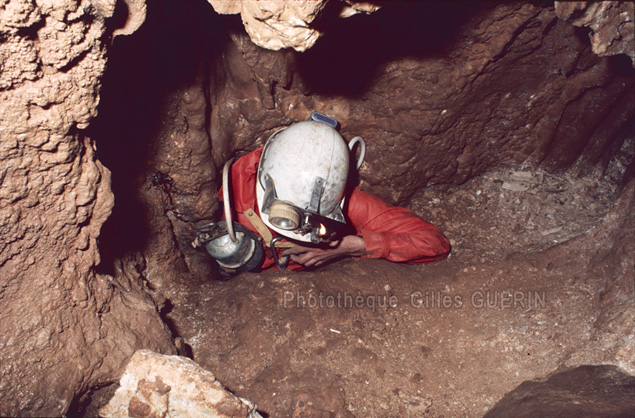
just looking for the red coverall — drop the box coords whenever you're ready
[218,147,451,272]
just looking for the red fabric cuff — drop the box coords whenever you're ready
[359,229,390,259]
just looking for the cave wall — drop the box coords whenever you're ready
[210,1,634,204]
[120,1,635,290]
[0,1,175,417]
[0,0,633,416]
[555,1,635,67]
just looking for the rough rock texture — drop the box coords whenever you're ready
[98,350,262,418]
[166,177,634,417]
[555,1,635,67]
[114,0,147,37]
[92,0,229,289]
[207,0,635,63]
[484,365,635,418]
[207,0,327,52]
[0,1,175,416]
[206,0,379,52]
[195,1,635,207]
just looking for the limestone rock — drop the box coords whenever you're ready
[207,0,326,51]
[206,0,380,51]
[89,0,147,37]
[98,350,262,418]
[555,1,635,66]
[485,366,635,418]
[114,0,148,37]
[339,1,381,18]
[557,180,635,374]
[90,0,118,18]
[209,2,634,205]
[0,0,174,416]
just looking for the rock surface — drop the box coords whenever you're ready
[207,0,327,52]
[98,350,262,418]
[166,177,634,417]
[206,0,379,52]
[555,1,635,67]
[197,1,635,206]
[484,365,635,418]
[0,1,175,416]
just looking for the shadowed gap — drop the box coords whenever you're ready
[93,0,228,275]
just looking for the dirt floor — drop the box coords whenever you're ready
[164,156,633,417]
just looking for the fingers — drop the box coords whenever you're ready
[282,245,311,256]
[289,252,320,266]
[289,250,328,267]
[280,238,353,267]
[283,246,318,266]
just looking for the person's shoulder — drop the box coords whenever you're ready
[349,186,392,207]
[238,146,264,163]
[233,147,264,172]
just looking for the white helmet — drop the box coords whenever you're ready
[256,114,363,243]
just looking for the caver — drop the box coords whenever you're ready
[193,113,451,277]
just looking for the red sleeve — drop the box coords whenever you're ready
[346,187,451,264]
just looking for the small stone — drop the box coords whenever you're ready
[99,350,261,418]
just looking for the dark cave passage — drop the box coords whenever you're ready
[92,0,231,275]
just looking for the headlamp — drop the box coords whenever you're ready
[260,174,345,243]
[269,201,301,230]
[265,198,343,242]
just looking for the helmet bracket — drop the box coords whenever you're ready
[260,174,277,214]
[307,176,325,213]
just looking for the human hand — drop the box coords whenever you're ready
[281,235,366,267]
